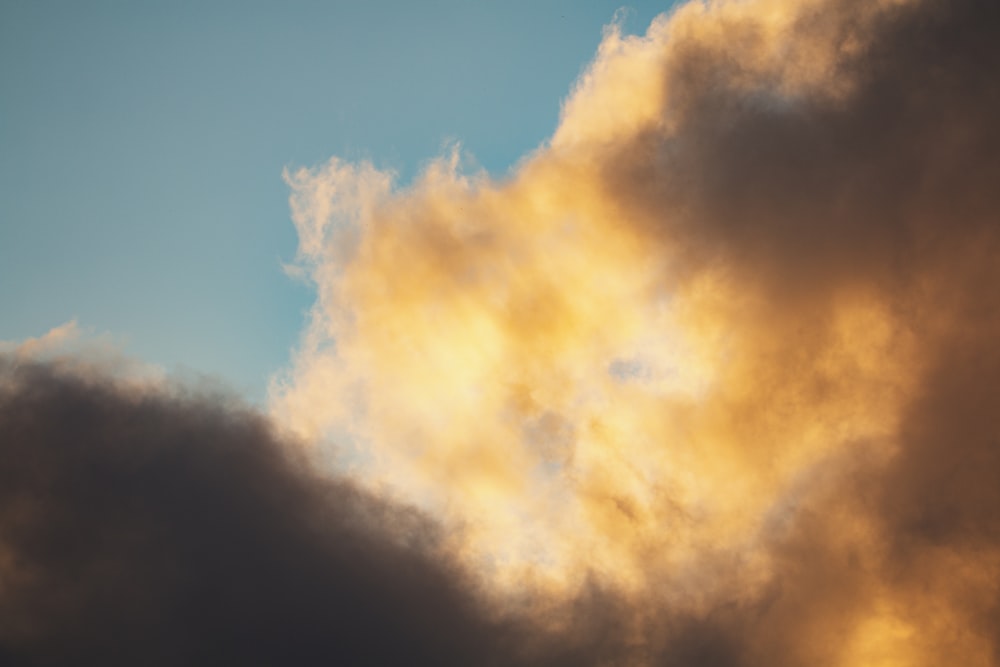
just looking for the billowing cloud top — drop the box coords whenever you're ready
[4,0,1000,664]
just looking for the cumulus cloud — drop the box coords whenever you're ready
[269,0,1000,662]
[0,359,514,666]
[3,0,998,664]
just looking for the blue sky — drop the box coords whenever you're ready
[1,0,670,399]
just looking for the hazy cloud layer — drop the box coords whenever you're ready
[3,0,999,664]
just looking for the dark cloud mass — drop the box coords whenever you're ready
[0,360,515,666]
[4,0,1000,664]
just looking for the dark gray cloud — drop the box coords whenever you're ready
[0,360,518,666]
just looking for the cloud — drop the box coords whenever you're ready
[0,320,82,357]
[0,321,164,388]
[3,0,999,664]
[269,0,1000,663]
[0,359,516,666]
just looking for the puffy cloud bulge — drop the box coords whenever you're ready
[2,0,999,664]
[272,0,1000,662]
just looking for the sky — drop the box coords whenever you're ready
[3,0,1000,665]
[1,0,667,399]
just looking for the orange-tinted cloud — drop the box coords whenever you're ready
[271,0,1000,662]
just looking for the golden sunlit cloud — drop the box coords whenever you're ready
[269,0,1000,662]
